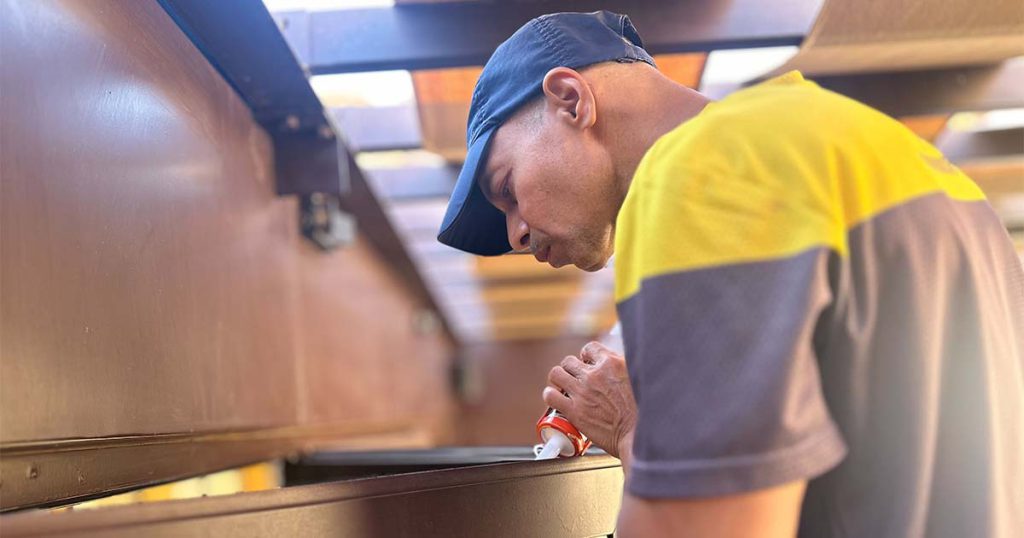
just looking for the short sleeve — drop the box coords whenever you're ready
[614,127,848,498]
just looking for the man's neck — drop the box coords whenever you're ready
[613,81,711,199]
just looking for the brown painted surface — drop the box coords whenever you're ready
[293,237,455,438]
[2,455,623,538]
[457,337,592,446]
[0,0,453,453]
[1,0,299,441]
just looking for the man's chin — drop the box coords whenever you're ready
[574,254,611,272]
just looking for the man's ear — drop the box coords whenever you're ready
[541,67,596,131]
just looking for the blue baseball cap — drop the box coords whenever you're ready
[436,11,655,256]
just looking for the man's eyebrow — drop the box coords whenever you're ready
[480,163,500,202]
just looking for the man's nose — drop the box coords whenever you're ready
[506,210,531,252]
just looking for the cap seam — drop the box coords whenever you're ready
[536,16,571,66]
[618,14,631,58]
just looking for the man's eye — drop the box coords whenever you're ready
[502,183,512,200]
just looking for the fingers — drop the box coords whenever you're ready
[542,386,572,412]
[548,365,581,394]
[580,341,613,364]
[560,355,589,378]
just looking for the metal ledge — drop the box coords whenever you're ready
[3,454,624,537]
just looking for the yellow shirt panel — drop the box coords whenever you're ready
[615,72,986,302]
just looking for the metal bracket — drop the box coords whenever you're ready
[299,193,356,251]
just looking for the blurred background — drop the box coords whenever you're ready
[1,0,1021,523]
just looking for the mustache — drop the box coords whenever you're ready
[506,240,545,255]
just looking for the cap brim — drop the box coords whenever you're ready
[437,128,511,256]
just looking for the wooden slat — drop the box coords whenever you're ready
[960,159,1024,198]
[443,280,584,307]
[938,127,1024,163]
[653,53,708,89]
[490,326,570,342]
[899,114,950,142]
[475,280,584,303]
[474,254,581,281]
[412,68,480,162]
[703,61,1024,116]
[483,298,576,318]
[331,106,423,152]
[364,165,457,200]
[772,0,1024,76]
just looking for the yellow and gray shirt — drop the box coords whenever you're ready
[615,72,1023,537]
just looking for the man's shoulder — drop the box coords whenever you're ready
[635,72,907,192]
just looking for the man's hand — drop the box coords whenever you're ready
[542,341,637,459]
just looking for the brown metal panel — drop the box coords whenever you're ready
[292,237,455,433]
[1,456,624,538]
[1,0,456,433]
[0,0,458,512]
[0,0,302,442]
[457,337,592,445]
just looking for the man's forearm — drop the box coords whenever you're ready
[617,431,634,476]
[613,431,806,537]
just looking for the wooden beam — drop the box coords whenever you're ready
[938,128,1024,163]
[960,160,1024,198]
[654,53,708,89]
[812,62,1024,117]
[331,106,423,152]
[273,0,821,74]
[703,60,1024,117]
[443,280,585,306]
[364,165,457,201]
[899,115,950,142]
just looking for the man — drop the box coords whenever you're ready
[437,11,1023,537]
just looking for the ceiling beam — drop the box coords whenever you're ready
[157,0,343,195]
[938,128,1024,163]
[899,115,950,143]
[331,106,422,153]
[364,165,457,201]
[270,0,822,75]
[959,160,1024,199]
[812,61,1024,117]
[448,281,585,305]
[704,60,1024,117]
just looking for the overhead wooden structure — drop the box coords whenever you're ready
[265,0,1024,343]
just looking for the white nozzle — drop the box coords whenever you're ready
[535,430,574,460]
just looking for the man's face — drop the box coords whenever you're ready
[480,107,619,272]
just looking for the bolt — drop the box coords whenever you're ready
[284,115,301,131]
[26,464,38,479]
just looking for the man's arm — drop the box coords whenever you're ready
[617,479,807,538]
[617,424,807,538]
[545,343,812,537]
